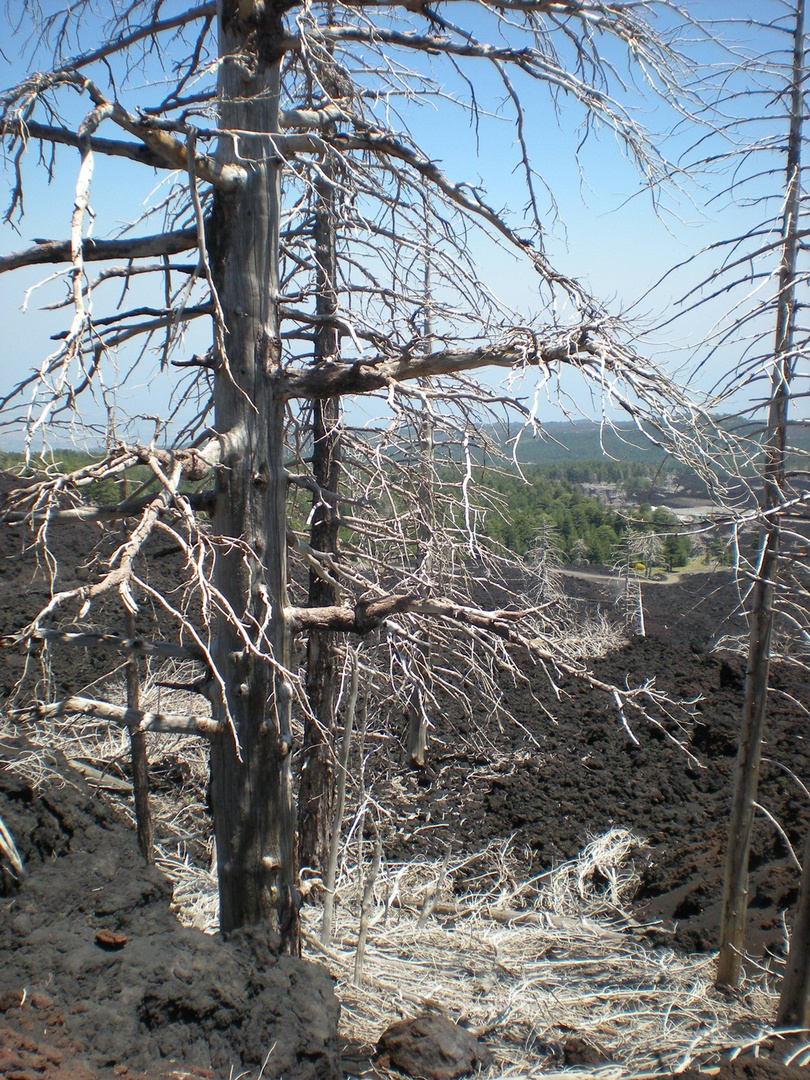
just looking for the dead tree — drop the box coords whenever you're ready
[404,197,437,771]
[650,1,809,992]
[706,0,807,989]
[0,0,715,950]
[777,820,810,1026]
[299,164,343,879]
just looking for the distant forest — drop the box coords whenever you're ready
[476,461,699,569]
[452,417,810,570]
[1,421,750,574]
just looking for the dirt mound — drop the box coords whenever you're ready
[0,739,341,1080]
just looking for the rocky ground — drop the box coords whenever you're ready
[0,495,808,1078]
[374,568,809,961]
[0,738,341,1080]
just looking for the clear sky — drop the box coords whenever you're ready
[0,1,804,450]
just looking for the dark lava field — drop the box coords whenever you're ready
[0,496,808,1079]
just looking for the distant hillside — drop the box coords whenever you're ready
[501,420,668,467]
[493,418,810,471]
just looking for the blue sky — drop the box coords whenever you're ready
[0,1,804,449]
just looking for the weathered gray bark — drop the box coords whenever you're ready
[406,205,435,768]
[207,0,299,947]
[716,0,804,987]
[299,166,342,877]
[126,609,153,864]
[776,822,810,1026]
[774,0,810,1024]
[321,649,359,945]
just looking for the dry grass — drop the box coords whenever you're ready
[1,680,799,1080]
[137,822,791,1077]
[300,831,786,1078]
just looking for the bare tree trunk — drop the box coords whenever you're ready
[635,578,646,639]
[120,474,153,865]
[405,402,433,767]
[126,609,153,864]
[405,403,432,766]
[406,197,435,768]
[299,396,341,873]
[716,591,775,984]
[404,675,429,768]
[717,0,804,987]
[774,1,810,1023]
[299,165,342,877]
[207,2,299,949]
[321,648,359,945]
[354,827,381,987]
[776,822,810,1026]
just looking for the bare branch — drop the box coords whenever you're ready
[280,332,596,398]
[78,78,245,189]
[0,229,198,273]
[18,627,205,662]
[50,3,216,76]
[276,129,583,296]
[2,488,216,525]
[14,695,223,737]
[0,119,166,167]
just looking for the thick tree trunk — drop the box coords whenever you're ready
[208,2,298,949]
[299,169,342,877]
[716,0,804,988]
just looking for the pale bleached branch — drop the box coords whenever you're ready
[15,695,223,737]
[0,229,198,274]
[0,119,166,167]
[21,627,205,662]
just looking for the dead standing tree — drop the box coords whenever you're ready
[655,0,809,1007]
[721,0,810,1017]
[721,0,809,1001]
[1,0,712,949]
[298,166,344,881]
